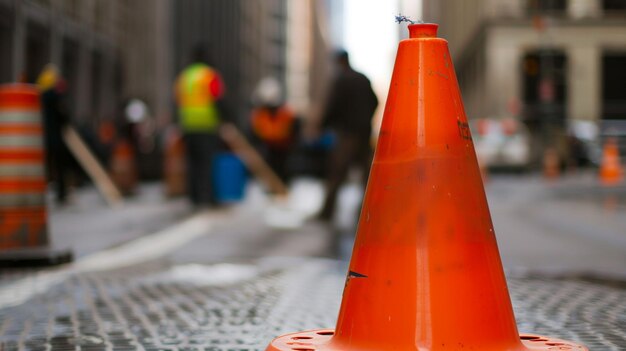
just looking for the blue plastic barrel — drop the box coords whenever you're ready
[212,152,247,203]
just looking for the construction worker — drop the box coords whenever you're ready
[37,64,71,204]
[250,77,296,183]
[175,47,225,206]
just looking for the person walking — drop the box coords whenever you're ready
[175,47,225,206]
[318,50,378,221]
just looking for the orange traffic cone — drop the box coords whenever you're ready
[543,147,560,180]
[266,23,587,351]
[599,137,623,186]
[110,139,137,195]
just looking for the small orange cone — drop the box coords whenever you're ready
[543,147,560,180]
[265,23,587,351]
[110,139,137,195]
[599,137,623,186]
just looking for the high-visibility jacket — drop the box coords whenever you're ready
[251,106,295,149]
[175,63,224,133]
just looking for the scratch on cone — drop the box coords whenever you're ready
[265,23,587,351]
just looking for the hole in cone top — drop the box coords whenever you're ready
[408,23,438,38]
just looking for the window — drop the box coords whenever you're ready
[62,38,79,117]
[527,0,567,15]
[603,0,626,11]
[602,52,626,120]
[521,49,567,123]
[0,8,12,83]
[25,22,50,83]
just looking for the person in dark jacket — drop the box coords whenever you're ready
[37,64,71,204]
[318,50,378,221]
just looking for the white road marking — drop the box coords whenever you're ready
[0,211,217,308]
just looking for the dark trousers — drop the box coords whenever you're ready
[319,134,373,220]
[46,142,70,203]
[184,132,219,206]
[266,147,291,184]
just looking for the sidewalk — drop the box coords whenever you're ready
[47,182,192,258]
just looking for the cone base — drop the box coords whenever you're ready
[265,329,588,351]
[0,247,73,267]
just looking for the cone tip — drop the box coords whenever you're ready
[408,23,439,38]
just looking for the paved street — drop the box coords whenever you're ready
[488,173,626,279]
[0,173,625,350]
[41,174,626,276]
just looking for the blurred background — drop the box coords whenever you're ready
[1,0,625,177]
[0,0,624,273]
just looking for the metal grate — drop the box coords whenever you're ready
[0,259,624,351]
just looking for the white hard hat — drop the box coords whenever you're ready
[125,99,149,123]
[253,77,283,106]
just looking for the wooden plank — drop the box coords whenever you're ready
[62,127,124,207]
[219,123,288,196]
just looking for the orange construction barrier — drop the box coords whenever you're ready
[163,131,186,197]
[599,137,623,186]
[0,84,72,266]
[110,139,137,195]
[266,23,587,351]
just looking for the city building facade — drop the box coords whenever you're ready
[0,0,128,125]
[424,0,626,162]
[0,0,328,129]
[172,0,288,125]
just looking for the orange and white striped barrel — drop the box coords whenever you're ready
[0,84,48,250]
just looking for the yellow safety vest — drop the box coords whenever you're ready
[176,63,223,133]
